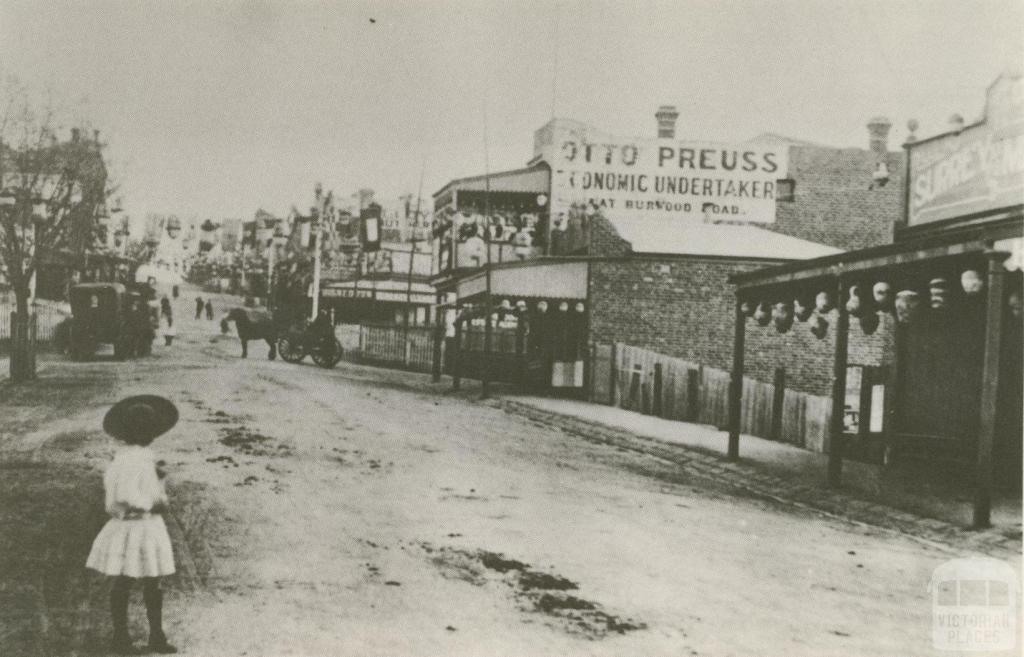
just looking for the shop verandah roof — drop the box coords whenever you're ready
[610,218,841,261]
[728,216,1023,296]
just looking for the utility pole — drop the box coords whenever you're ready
[310,182,325,320]
[403,159,426,354]
[481,106,493,400]
[266,235,276,312]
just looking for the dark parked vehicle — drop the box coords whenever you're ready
[67,283,157,360]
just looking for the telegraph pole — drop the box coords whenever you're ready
[403,159,426,350]
[310,183,325,320]
[481,106,494,400]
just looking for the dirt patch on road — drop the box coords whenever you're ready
[217,426,292,457]
[424,545,645,639]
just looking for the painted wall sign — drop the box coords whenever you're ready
[321,288,372,299]
[908,73,1024,227]
[538,120,787,226]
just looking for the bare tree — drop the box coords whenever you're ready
[0,75,109,381]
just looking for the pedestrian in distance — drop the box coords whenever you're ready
[162,317,176,347]
[194,296,204,320]
[160,296,172,323]
[205,299,214,320]
[86,395,180,654]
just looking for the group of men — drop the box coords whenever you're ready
[194,297,215,320]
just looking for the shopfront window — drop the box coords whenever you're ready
[845,365,887,435]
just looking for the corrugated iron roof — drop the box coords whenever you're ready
[433,165,550,198]
[611,218,842,260]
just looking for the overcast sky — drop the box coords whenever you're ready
[1,0,1021,222]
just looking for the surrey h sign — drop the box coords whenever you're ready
[908,73,1024,227]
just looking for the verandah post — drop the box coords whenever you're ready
[451,319,462,391]
[727,295,746,460]
[973,251,1008,528]
[827,278,849,488]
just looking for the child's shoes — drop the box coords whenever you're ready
[148,633,178,654]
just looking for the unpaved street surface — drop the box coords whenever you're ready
[0,295,1017,657]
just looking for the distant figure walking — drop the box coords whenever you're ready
[159,296,172,323]
[194,297,204,320]
[162,317,176,347]
[205,299,214,320]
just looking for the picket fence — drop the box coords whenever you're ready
[604,343,831,452]
[357,324,438,373]
[0,299,70,345]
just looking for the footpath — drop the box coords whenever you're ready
[491,393,1021,559]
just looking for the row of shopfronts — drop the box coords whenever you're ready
[731,72,1023,526]
[19,70,1010,529]
[313,73,1022,527]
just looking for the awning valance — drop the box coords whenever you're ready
[456,260,587,301]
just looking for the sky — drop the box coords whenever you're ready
[1,0,1021,224]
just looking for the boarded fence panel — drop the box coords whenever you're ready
[603,342,831,453]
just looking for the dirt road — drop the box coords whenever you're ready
[0,292,1016,657]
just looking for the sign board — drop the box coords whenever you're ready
[908,73,1024,227]
[374,291,434,303]
[321,288,372,299]
[539,120,787,226]
[360,204,381,252]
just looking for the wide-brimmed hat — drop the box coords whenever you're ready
[103,395,179,443]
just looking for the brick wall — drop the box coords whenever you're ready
[587,214,631,257]
[589,257,894,396]
[769,145,904,250]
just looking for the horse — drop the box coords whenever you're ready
[224,308,278,360]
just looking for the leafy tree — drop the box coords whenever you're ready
[0,75,109,381]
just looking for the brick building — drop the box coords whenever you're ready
[433,106,904,404]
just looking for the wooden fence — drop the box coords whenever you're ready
[0,300,69,346]
[599,343,830,452]
[357,324,439,373]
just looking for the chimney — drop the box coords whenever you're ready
[71,128,80,142]
[866,116,891,156]
[93,129,100,142]
[948,113,965,133]
[655,105,679,139]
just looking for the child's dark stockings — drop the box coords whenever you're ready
[110,576,177,654]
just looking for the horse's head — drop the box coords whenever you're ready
[225,308,246,323]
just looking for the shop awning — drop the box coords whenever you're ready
[433,165,550,197]
[319,278,436,304]
[456,260,587,301]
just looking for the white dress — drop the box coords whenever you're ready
[86,445,176,578]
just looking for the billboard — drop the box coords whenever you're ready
[540,120,787,227]
[908,74,1024,227]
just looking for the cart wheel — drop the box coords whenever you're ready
[277,336,305,363]
[312,339,343,369]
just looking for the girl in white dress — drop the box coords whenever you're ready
[87,395,179,654]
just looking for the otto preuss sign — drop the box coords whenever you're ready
[542,121,787,224]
